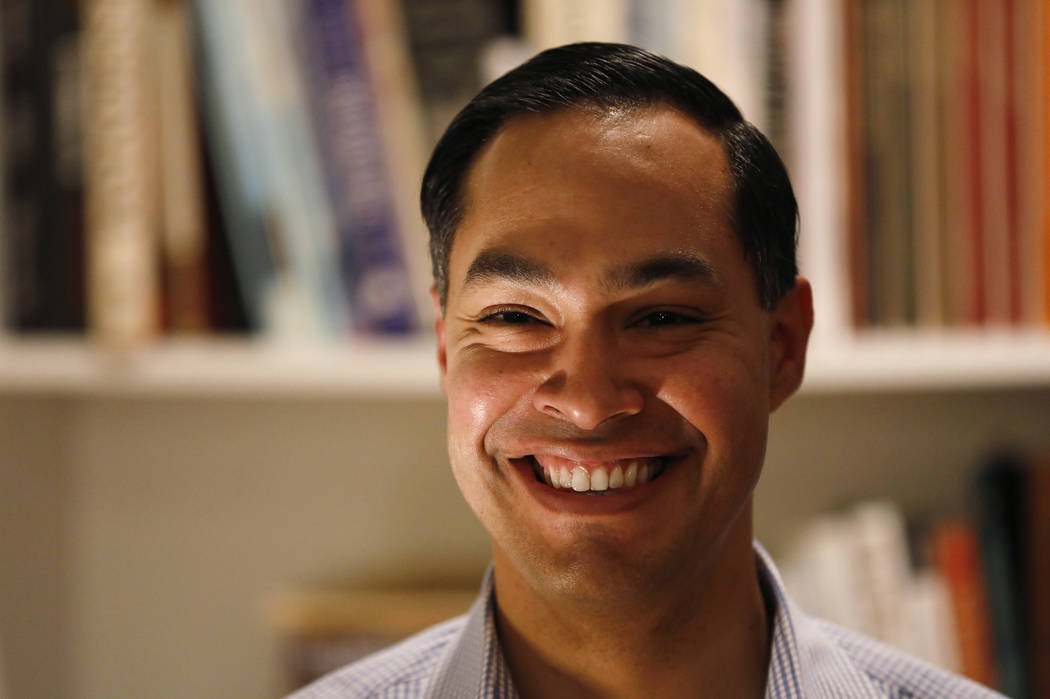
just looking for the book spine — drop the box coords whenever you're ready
[935,0,969,326]
[909,0,945,327]
[299,0,418,334]
[236,0,349,338]
[523,0,630,49]
[82,0,159,348]
[353,0,435,328]
[843,0,870,327]
[962,0,986,324]
[783,0,852,338]
[1026,455,1050,698]
[850,500,914,650]
[191,0,274,332]
[975,452,1029,698]
[977,0,1012,326]
[1015,0,1046,326]
[928,519,997,686]
[862,0,915,327]
[1043,0,1050,327]
[154,0,210,333]
[1,0,86,332]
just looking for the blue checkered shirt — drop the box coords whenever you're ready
[287,543,1005,698]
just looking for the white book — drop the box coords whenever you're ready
[82,0,159,348]
[783,513,877,637]
[233,0,349,338]
[783,0,850,343]
[522,0,630,50]
[668,0,768,129]
[901,569,961,673]
[849,500,914,649]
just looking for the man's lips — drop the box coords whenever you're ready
[509,453,681,495]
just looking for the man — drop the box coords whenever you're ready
[291,43,1003,698]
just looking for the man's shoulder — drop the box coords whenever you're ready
[811,619,1005,699]
[285,614,468,699]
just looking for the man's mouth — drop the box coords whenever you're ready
[521,454,670,495]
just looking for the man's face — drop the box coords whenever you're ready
[435,106,808,603]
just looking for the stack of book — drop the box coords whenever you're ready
[0,0,511,347]
[842,0,1050,330]
[781,448,1050,698]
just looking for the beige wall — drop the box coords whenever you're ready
[2,387,1049,698]
[0,398,73,699]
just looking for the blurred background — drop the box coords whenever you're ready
[1,0,1048,697]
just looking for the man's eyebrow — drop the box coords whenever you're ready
[463,250,556,290]
[607,251,721,291]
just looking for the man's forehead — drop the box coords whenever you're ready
[462,104,731,211]
[461,248,723,295]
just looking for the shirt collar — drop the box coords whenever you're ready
[427,542,843,699]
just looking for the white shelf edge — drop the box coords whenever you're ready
[802,328,1050,393]
[0,336,443,398]
[0,329,1047,397]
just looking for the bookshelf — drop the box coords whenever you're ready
[1,329,1049,397]
[2,1,1049,699]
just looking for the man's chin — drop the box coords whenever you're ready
[495,530,696,609]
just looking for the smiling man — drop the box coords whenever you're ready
[290,43,1003,699]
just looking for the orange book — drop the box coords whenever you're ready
[928,520,997,688]
[1043,0,1050,325]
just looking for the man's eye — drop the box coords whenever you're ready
[635,311,699,327]
[480,310,539,325]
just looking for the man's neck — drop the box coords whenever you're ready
[491,525,772,699]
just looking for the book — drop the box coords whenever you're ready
[781,512,878,638]
[296,0,419,335]
[1,0,86,333]
[850,500,915,651]
[399,0,509,144]
[1024,454,1050,698]
[191,0,275,333]
[192,0,348,338]
[927,518,996,687]
[904,568,960,672]
[522,0,630,51]
[781,0,853,336]
[908,0,945,327]
[1015,0,1047,326]
[153,0,210,334]
[935,0,972,326]
[1042,0,1050,327]
[236,0,349,338]
[843,0,870,327]
[354,0,436,330]
[976,0,1013,326]
[82,0,160,348]
[861,0,915,327]
[974,451,1029,698]
[960,0,986,325]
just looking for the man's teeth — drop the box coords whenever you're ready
[543,460,663,492]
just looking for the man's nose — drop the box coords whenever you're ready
[531,337,645,431]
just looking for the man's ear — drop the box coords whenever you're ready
[768,276,814,412]
[431,286,448,392]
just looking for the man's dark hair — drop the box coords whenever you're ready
[421,42,798,311]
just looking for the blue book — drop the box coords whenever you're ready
[193,0,348,338]
[297,0,419,335]
[191,0,274,332]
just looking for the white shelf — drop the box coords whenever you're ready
[0,330,1047,397]
[804,329,1050,393]
[0,336,442,398]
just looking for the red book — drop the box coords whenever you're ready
[928,520,997,688]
